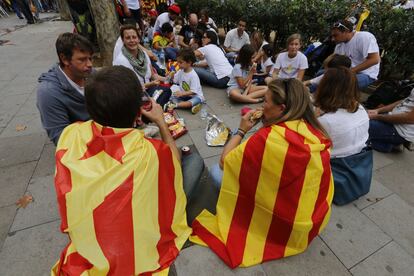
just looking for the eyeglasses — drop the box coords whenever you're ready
[333,22,350,31]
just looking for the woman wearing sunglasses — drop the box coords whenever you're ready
[191,78,334,268]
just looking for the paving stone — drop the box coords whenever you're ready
[352,179,393,210]
[32,143,56,178]
[14,97,39,117]
[175,133,194,148]
[362,194,414,256]
[188,129,224,159]
[203,86,228,102]
[0,133,46,168]
[0,220,67,276]
[176,105,214,131]
[0,205,16,250]
[350,241,414,276]
[319,204,392,268]
[0,79,36,97]
[373,151,394,171]
[204,154,221,170]
[11,175,59,232]
[175,245,267,276]
[0,161,37,207]
[0,94,28,128]
[373,153,414,207]
[0,70,17,81]
[262,237,350,276]
[0,113,43,138]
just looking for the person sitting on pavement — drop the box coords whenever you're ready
[198,8,218,32]
[193,30,233,89]
[152,22,179,61]
[119,0,144,32]
[223,17,250,64]
[227,44,268,103]
[367,87,414,152]
[193,78,333,268]
[250,30,268,63]
[113,24,172,107]
[164,48,204,114]
[37,32,93,145]
[152,3,180,37]
[331,19,380,89]
[266,33,308,84]
[177,13,206,49]
[253,44,274,85]
[51,65,205,275]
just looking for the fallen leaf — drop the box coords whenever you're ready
[15,124,27,131]
[16,195,33,208]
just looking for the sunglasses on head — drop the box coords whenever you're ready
[333,22,351,31]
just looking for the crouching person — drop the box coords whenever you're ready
[51,66,204,275]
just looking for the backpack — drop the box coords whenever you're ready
[363,80,414,109]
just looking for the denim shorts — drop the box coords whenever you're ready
[172,95,203,106]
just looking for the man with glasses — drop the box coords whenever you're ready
[331,20,380,89]
[223,17,250,64]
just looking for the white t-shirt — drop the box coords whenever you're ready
[273,51,308,79]
[197,44,233,79]
[113,37,123,64]
[124,0,140,10]
[391,88,414,142]
[153,12,173,36]
[227,63,248,88]
[260,57,273,74]
[224,28,250,52]
[318,105,369,158]
[58,66,84,96]
[172,69,204,101]
[334,31,380,80]
[113,50,152,86]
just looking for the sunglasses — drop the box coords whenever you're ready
[333,22,350,31]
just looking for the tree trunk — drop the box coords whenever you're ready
[88,0,119,66]
[56,0,71,20]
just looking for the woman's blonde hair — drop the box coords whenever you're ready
[267,78,328,137]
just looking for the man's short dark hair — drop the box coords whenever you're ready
[177,48,196,64]
[161,22,173,34]
[238,17,247,24]
[85,66,143,128]
[56,32,93,67]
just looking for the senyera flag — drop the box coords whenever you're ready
[52,121,191,275]
[190,120,334,268]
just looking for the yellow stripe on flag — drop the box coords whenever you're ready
[242,126,288,266]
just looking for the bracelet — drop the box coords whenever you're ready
[236,128,246,138]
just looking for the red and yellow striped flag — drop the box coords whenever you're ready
[52,121,191,275]
[190,120,334,268]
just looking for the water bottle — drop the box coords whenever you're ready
[200,103,208,120]
[159,49,166,70]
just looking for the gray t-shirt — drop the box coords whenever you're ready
[227,64,248,89]
[391,88,414,141]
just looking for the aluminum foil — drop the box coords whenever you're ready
[205,114,230,147]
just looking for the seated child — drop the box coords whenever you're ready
[253,44,274,85]
[152,22,178,61]
[165,48,204,114]
[227,44,268,103]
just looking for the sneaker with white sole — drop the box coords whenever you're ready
[191,103,202,114]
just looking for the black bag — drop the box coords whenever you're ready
[331,147,373,206]
[363,80,414,109]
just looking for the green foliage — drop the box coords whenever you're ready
[176,0,414,79]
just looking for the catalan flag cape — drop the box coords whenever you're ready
[52,121,191,275]
[190,120,334,268]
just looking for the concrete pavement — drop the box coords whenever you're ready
[1,15,414,276]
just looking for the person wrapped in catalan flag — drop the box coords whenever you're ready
[192,78,334,268]
[51,66,201,275]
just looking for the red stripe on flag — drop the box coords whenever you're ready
[147,139,179,268]
[306,125,332,242]
[225,127,272,268]
[55,149,71,232]
[191,220,233,266]
[60,251,93,276]
[93,173,135,275]
[262,124,311,261]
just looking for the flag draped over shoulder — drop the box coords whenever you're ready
[190,120,334,268]
[52,121,191,276]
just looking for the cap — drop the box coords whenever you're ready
[168,4,181,15]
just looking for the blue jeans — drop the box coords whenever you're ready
[182,151,205,199]
[209,163,223,189]
[172,95,203,107]
[164,47,178,61]
[193,67,230,89]
[368,120,407,152]
[146,85,172,107]
[356,73,375,90]
[225,52,237,66]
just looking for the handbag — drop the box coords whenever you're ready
[330,147,373,206]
